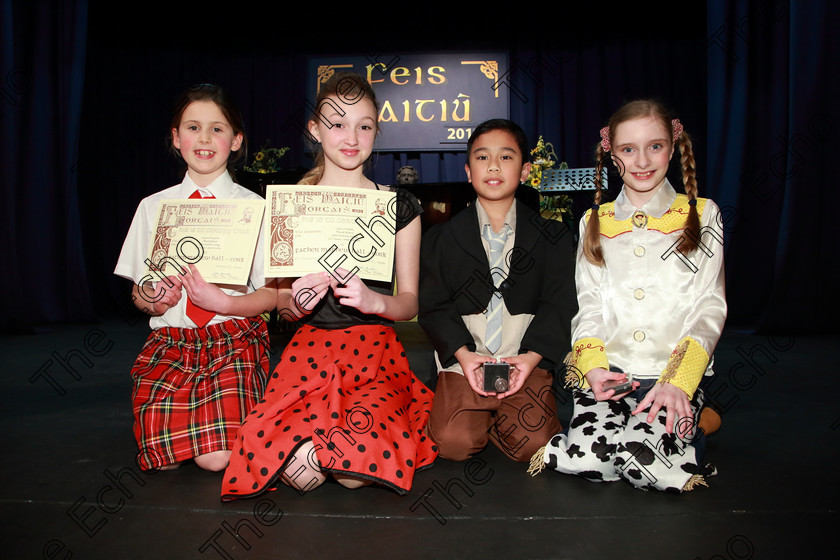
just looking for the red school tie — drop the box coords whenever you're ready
[185,189,216,327]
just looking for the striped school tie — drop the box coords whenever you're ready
[482,223,511,354]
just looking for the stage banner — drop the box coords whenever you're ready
[306,53,509,152]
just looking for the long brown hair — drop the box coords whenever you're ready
[299,72,380,185]
[583,100,700,265]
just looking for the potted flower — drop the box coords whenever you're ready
[238,141,291,196]
[527,136,573,223]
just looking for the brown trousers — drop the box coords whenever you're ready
[428,368,562,462]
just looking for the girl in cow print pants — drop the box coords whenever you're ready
[528,100,726,493]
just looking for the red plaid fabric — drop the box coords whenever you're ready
[131,317,269,470]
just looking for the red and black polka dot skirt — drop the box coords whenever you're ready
[221,324,437,500]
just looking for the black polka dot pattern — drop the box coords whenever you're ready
[221,325,437,500]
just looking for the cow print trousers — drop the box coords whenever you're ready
[541,381,707,493]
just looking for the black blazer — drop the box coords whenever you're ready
[418,199,578,370]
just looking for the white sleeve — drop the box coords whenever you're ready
[677,199,727,358]
[571,213,606,345]
[114,199,154,286]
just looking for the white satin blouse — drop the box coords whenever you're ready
[572,180,727,384]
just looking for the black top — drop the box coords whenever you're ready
[305,186,422,330]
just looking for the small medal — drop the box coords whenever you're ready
[632,210,648,228]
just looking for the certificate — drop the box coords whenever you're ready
[146,198,265,285]
[265,185,397,282]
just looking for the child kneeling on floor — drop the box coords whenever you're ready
[529,100,726,493]
[419,119,578,462]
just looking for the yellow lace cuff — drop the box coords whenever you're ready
[567,337,609,390]
[657,336,709,398]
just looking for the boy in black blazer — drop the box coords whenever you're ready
[419,119,578,462]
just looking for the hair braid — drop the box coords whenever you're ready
[677,131,700,252]
[586,100,703,264]
[582,145,607,265]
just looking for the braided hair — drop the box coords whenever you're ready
[583,100,700,265]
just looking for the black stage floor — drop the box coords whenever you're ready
[3,318,837,559]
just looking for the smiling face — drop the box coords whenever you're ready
[611,115,675,206]
[308,95,378,174]
[465,129,531,205]
[172,100,243,187]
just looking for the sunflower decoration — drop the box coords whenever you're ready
[244,141,290,174]
[527,136,573,222]
[527,135,555,188]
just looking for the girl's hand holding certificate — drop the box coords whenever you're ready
[329,267,384,316]
[288,272,331,318]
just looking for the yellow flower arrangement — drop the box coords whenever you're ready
[244,141,289,174]
[527,136,573,222]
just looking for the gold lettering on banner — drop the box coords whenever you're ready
[461,60,500,98]
[415,100,435,122]
[317,65,354,93]
[379,100,398,122]
[365,64,448,86]
[439,95,471,122]
[428,66,446,85]
[377,95,472,124]
[452,94,470,122]
[391,67,410,85]
[367,63,386,85]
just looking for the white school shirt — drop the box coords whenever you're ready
[572,180,727,381]
[114,171,267,330]
[434,199,535,376]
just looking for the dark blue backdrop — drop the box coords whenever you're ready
[2,0,836,333]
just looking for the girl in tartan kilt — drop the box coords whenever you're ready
[115,84,275,472]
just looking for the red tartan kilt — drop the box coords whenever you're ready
[131,317,269,470]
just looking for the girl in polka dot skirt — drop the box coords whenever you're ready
[221,72,437,500]
[529,100,726,492]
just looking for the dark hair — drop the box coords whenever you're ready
[168,83,248,173]
[299,72,379,185]
[466,119,530,164]
[584,99,700,266]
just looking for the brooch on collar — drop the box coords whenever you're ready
[632,210,648,229]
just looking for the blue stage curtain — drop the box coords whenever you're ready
[76,8,709,327]
[0,0,93,330]
[370,39,707,190]
[706,0,839,333]
[12,1,836,334]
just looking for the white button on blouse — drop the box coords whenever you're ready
[570,180,727,380]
